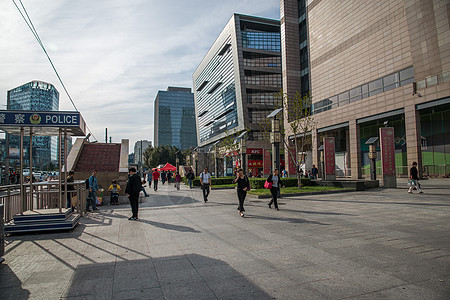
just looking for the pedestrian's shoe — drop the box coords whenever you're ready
[240,212,245,217]
[408,191,412,194]
[419,191,423,194]
[268,203,272,209]
[276,208,280,211]
[93,207,100,210]
[128,216,134,220]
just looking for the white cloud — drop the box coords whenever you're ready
[0,0,279,151]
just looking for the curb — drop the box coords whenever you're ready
[248,188,356,199]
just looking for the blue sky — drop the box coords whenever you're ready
[0,0,280,151]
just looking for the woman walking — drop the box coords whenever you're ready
[233,168,250,217]
[267,169,284,210]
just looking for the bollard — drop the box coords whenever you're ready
[0,204,4,262]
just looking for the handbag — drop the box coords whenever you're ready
[264,180,272,189]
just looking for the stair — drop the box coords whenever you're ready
[4,209,80,234]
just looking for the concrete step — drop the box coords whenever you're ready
[5,212,80,234]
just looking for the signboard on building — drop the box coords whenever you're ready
[246,148,263,155]
[380,127,396,176]
[324,137,335,176]
[263,149,271,175]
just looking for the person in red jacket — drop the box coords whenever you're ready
[152,171,160,191]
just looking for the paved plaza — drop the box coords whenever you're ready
[1,179,450,299]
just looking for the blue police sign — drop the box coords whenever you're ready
[0,111,80,127]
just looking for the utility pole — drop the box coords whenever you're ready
[105,128,108,143]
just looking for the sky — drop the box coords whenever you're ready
[0,0,280,152]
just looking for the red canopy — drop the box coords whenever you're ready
[160,163,177,171]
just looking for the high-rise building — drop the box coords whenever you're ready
[280,0,450,178]
[154,87,197,150]
[134,140,152,166]
[6,81,60,168]
[193,14,281,176]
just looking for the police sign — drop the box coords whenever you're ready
[0,111,80,127]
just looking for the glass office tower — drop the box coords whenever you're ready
[6,81,60,168]
[193,14,281,176]
[154,87,197,150]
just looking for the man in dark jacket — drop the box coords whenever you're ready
[126,167,142,220]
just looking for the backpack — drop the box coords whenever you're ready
[85,178,90,189]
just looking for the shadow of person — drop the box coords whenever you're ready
[0,263,31,299]
[244,214,330,225]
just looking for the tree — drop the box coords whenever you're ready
[278,91,316,188]
[143,146,185,169]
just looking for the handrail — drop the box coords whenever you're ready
[0,181,87,224]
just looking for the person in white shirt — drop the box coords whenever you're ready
[200,167,212,202]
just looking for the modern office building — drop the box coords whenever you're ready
[6,81,60,169]
[281,0,450,178]
[193,14,282,176]
[133,140,152,166]
[154,87,197,150]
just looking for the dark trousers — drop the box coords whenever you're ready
[237,190,246,212]
[153,180,158,191]
[269,187,279,209]
[129,194,139,218]
[202,184,210,202]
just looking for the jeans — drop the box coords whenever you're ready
[269,187,279,209]
[202,184,210,202]
[408,179,422,193]
[141,187,149,196]
[86,191,97,210]
[188,179,193,188]
[237,190,246,212]
[153,180,158,191]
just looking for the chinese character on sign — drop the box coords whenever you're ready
[0,114,5,123]
[15,114,25,124]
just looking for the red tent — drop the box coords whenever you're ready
[160,163,177,171]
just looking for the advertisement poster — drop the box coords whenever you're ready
[263,149,271,175]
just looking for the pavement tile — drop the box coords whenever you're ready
[112,287,164,300]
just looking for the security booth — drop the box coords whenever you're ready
[0,110,87,234]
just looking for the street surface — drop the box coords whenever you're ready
[1,179,449,299]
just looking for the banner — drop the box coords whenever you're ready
[380,127,396,175]
[324,137,335,175]
[0,111,81,127]
[263,149,271,175]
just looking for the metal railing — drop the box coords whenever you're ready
[0,181,87,224]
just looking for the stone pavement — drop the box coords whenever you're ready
[1,179,449,299]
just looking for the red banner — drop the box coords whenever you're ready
[263,149,271,175]
[380,127,396,175]
[288,147,297,174]
[324,137,335,175]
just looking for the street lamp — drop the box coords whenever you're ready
[365,137,379,180]
[267,108,283,172]
[318,145,324,179]
[214,141,220,178]
[193,148,199,176]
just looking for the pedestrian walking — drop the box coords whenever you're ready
[186,169,195,188]
[267,169,285,211]
[175,172,182,190]
[66,170,75,212]
[161,171,167,185]
[408,162,423,194]
[152,170,160,191]
[311,165,319,179]
[126,167,142,220]
[233,168,250,217]
[108,180,121,205]
[147,171,152,188]
[167,171,173,183]
[86,169,100,212]
[141,180,150,197]
[200,167,212,202]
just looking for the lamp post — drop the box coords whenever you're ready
[267,108,283,172]
[240,139,247,174]
[318,145,324,179]
[193,149,198,176]
[214,145,220,178]
[365,137,379,180]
